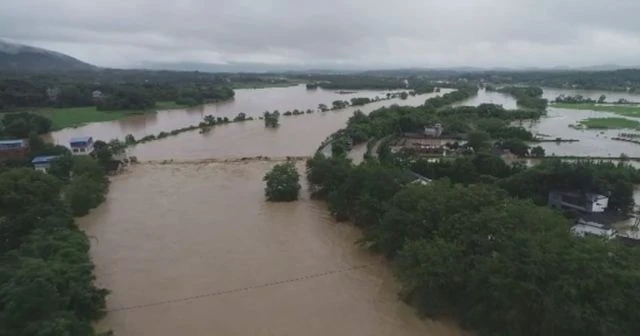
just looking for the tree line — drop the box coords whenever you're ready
[492,86,549,110]
[305,149,640,335]
[460,69,640,92]
[0,141,119,334]
[0,70,235,112]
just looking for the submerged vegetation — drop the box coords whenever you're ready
[263,162,301,202]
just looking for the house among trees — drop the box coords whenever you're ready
[548,191,609,213]
[0,139,28,161]
[31,155,59,173]
[92,90,104,100]
[423,123,443,138]
[570,219,617,239]
[69,136,94,155]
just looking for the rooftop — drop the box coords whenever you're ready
[69,136,92,143]
[31,155,59,164]
[0,139,25,145]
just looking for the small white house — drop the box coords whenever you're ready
[69,136,94,155]
[31,155,59,173]
[424,123,443,138]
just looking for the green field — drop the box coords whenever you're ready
[38,101,187,130]
[553,102,640,117]
[230,81,301,89]
[578,117,640,130]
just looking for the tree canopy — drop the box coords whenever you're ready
[264,162,301,202]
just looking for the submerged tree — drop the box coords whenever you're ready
[264,111,280,128]
[263,162,301,202]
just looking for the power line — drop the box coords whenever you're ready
[107,263,376,313]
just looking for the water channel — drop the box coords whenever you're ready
[73,85,640,335]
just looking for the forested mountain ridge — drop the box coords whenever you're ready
[0,40,94,72]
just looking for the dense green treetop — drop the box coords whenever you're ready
[264,162,301,202]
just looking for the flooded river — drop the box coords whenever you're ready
[77,87,465,335]
[51,85,406,147]
[80,162,463,336]
[77,85,640,335]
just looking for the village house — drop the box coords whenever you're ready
[69,136,94,155]
[570,219,617,239]
[0,139,28,161]
[423,123,443,138]
[31,155,59,173]
[548,191,609,213]
[91,90,104,100]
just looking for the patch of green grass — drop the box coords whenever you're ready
[553,102,640,117]
[154,101,189,110]
[578,117,640,130]
[230,81,302,89]
[38,101,188,130]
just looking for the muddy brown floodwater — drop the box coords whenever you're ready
[75,87,466,335]
[80,162,465,336]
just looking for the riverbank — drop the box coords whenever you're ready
[553,102,640,117]
[39,101,190,130]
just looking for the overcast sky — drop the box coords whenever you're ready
[1,0,639,69]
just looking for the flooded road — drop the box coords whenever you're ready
[80,162,464,336]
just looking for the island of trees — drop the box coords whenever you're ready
[264,162,300,202]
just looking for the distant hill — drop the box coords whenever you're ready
[0,40,94,72]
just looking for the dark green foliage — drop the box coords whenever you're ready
[27,132,71,158]
[96,89,155,111]
[1,112,52,138]
[0,70,234,111]
[0,165,107,335]
[124,134,136,145]
[467,131,491,151]
[500,159,640,210]
[498,86,548,110]
[463,69,640,92]
[233,112,247,122]
[332,100,349,109]
[306,153,640,335]
[331,136,351,157]
[499,138,530,157]
[263,162,301,202]
[264,111,280,128]
[350,97,371,106]
[531,145,546,157]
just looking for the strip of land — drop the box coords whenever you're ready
[578,117,640,130]
[37,101,188,130]
[553,102,640,117]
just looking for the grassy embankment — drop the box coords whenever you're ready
[553,103,640,130]
[553,102,640,117]
[38,101,188,130]
[578,117,640,130]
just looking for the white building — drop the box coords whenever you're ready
[423,123,443,138]
[571,219,617,239]
[69,136,94,155]
[31,155,59,173]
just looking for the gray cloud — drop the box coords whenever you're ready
[2,0,640,69]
